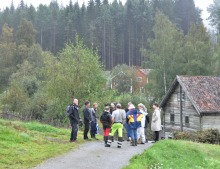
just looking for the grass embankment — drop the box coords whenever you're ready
[0,118,85,169]
[125,140,220,169]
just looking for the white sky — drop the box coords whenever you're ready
[0,0,214,29]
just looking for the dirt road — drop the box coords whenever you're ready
[33,140,152,169]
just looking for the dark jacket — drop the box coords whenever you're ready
[69,104,80,124]
[83,107,92,123]
[126,109,143,129]
[100,111,112,129]
[145,115,150,128]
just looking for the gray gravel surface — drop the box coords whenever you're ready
[33,140,152,169]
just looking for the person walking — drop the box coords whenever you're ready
[151,103,162,142]
[83,101,92,140]
[127,104,143,146]
[106,103,126,148]
[68,98,81,142]
[100,106,112,146]
[90,103,98,139]
[137,103,148,144]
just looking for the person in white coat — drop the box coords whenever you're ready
[137,103,148,144]
[151,103,161,142]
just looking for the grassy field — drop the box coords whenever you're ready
[124,140,220,169]
[0,118,86,169]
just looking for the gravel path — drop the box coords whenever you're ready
[33,140,152,169]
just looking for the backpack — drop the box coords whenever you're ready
[101,112,111,126]
[66,105,72,117]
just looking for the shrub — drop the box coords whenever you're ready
[196,129,220,144]
[173,129,220,145]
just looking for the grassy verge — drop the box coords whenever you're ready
[124,140,220,169]
[0,118,87,169]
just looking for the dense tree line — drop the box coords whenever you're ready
[0,0,220,126]
[0,0,201,70]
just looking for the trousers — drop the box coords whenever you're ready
[137,127,145,143]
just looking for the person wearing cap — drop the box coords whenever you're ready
[126,104,143,146]
[83,101,92,140]
[137,103,148,144]
[100,106,112,146]
[106,103,126,148]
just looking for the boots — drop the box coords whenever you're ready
[134,139,137,146]
[105,136,113,147]
[131,139,135,146]
[104,136,108,145]
[117,137,123,148]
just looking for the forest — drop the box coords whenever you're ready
[0,0,220,126]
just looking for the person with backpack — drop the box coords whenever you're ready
[83,101,92,140]
[90,103,99,139]
[68,98,81,143]
[126,104,143,146]
[100,106,112,146]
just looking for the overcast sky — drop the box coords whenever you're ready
[0,0,214,29]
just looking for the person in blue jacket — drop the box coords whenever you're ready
[126,104,143,146]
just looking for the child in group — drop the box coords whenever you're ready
[100,106,112,146]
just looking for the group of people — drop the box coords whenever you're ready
[68,99,99,142]
[67,98,162,148]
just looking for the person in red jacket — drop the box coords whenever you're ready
[100,106,112,146]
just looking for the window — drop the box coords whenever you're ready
[177,92,185,101]
[185,116,189,124]
[170,114,175,123]
[136,77,142,83]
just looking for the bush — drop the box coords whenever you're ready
[173,129,220,145]
[196,129,220,144]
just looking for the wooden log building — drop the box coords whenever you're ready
[160,76,220,134]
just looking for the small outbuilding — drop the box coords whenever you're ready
[160,76,220,134]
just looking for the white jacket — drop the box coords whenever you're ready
[151,108,162,131]
[140,109,147,128]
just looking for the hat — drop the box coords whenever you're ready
[138,103,147,112]
[128,104,135,110]
[128,102,132,106]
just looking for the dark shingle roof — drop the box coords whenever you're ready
[160,76,220,114]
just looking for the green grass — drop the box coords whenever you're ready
[0,118,87,169]
[124,140,220,169]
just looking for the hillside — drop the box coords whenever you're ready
[124,140,220,169]
[0,118,83,169]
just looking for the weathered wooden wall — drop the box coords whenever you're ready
[202,115,220,131]
[164,84,201,132]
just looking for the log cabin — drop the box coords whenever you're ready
[160,76,220,135]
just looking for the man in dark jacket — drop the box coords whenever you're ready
[83,101,92,140]
[69,98,81,142]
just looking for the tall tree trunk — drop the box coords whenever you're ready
[103,20,106,69]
